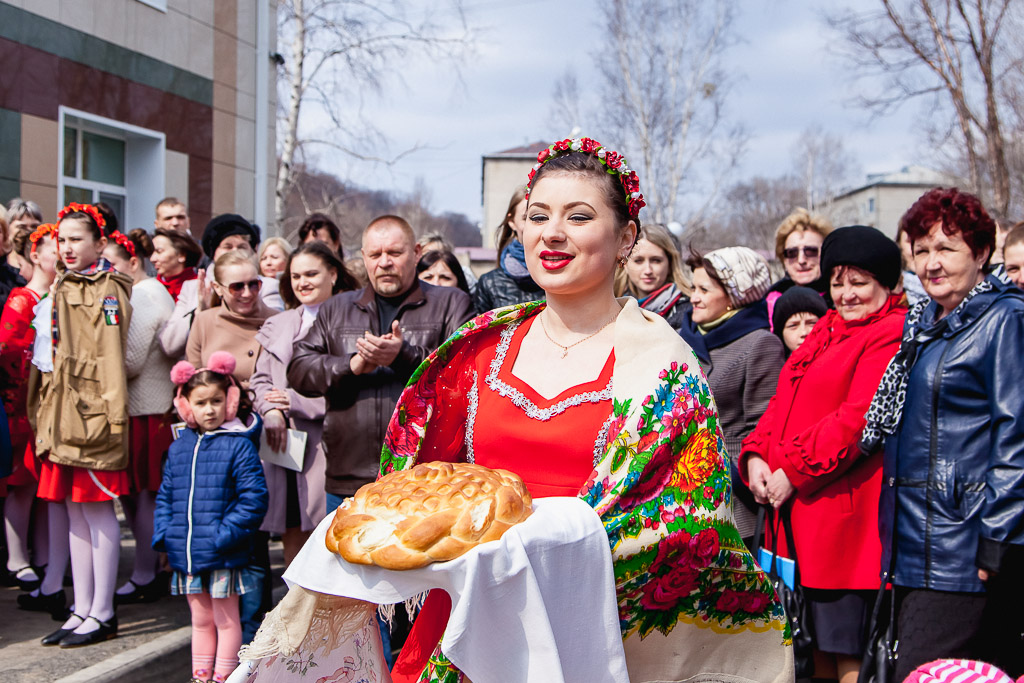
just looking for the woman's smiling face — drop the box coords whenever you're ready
[522,173,635,298]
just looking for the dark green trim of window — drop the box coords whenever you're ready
[0,107,21,185]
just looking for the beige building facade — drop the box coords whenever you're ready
[480,141,548,248]
[829,166,954,239]
[0,0,276,235]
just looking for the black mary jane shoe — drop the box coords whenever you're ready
[114,576,166,605]
[41,614,86,646]
[59,615,118,648]
[17,588,68,619]
[6,566,42,592]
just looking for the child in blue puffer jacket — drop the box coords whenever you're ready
[153,351,267,683]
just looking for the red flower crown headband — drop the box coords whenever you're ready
[57,202,107,234]
[29,223,57,253]
[525,137,646,218]
[109,231,136,258]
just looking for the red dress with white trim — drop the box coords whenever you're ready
[0,287,41,492]
[391,315,615,681]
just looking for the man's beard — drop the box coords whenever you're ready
[373,272,406,296]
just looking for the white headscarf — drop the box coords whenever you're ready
[703,246,772,307]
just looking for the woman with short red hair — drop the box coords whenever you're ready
[861,188,1024,677]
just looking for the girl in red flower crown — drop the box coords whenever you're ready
[35,203,133,648]
[2,224,58,600]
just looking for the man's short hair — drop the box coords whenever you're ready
[363,215,415,245]
[156,196,186,215]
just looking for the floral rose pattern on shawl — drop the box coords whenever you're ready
[380,301,789,681]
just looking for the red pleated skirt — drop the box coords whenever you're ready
[128,414,173,493]
[37,460,130,503]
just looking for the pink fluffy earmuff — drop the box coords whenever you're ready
[170,351,241,428]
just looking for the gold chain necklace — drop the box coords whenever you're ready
[538,312,617,359]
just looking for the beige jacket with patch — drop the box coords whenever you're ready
[43,265,133,471]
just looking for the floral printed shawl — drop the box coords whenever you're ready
[381,299,793,683]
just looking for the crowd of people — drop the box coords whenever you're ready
[0,136,1022,683]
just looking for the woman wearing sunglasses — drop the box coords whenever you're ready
[185,250,276,388]
[765,208,833,331]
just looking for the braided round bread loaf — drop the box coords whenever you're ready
[326,462,534,570]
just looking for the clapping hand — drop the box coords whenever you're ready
[196,269,215,311]
[355,320,404,368]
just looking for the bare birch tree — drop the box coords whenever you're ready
[593,0,744,226]
[790,125,860,216]
[828,0,1024,217]
[275,0,473,230]
[548,69,587,137]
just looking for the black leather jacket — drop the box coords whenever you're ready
[287,281,474,495]
[881,274,1024,592]
[472,268,543,313]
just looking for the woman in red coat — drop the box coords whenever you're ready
[741,225,906,683]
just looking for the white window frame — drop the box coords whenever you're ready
[58,107,166,231]
[62,124,128,205]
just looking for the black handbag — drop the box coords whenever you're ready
[859,575,897,683]
[754,506,814,678]
[861,474,901,683]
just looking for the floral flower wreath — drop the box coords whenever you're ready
[29,223,57,253]
[109,230,136,258]
[57,202,107,234]
[526,137,646,218]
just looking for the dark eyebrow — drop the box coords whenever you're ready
[529,202,550,210]
[564,201,596,211]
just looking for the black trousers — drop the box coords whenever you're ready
[894,577,1024,680]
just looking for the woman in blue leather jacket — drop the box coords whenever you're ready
[861,188,1024,678]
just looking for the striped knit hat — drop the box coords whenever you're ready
[903,659,1015,683]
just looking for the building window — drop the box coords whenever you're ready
[868,198,876,213]
[59,108,166,231]
[63,124,128,219]
[135,0,168,12]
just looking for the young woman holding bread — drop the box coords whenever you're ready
[248,139,794,683]
[374,139,793,683]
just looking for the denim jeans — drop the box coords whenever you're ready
[325,492,347,515]
[239,532,272,645]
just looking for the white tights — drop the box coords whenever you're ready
[37,502,69,596]
[63,499,120,634]
[4,482,37,576]
[116,491,159,592]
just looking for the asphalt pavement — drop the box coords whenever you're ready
[0,527,286,683]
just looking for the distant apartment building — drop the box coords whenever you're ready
[829,166,954,239]
[480,141,547,248]
[0,0,276,235]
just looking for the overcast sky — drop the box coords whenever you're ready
[304,0,925,225]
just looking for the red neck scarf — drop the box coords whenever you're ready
[158,267,198,302]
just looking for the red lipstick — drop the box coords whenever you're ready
[539,250,573,270]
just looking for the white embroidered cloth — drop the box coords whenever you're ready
[283,496,629,683]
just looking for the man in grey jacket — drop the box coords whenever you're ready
[288,215,475,512]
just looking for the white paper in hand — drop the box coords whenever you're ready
[259,429,307,472]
